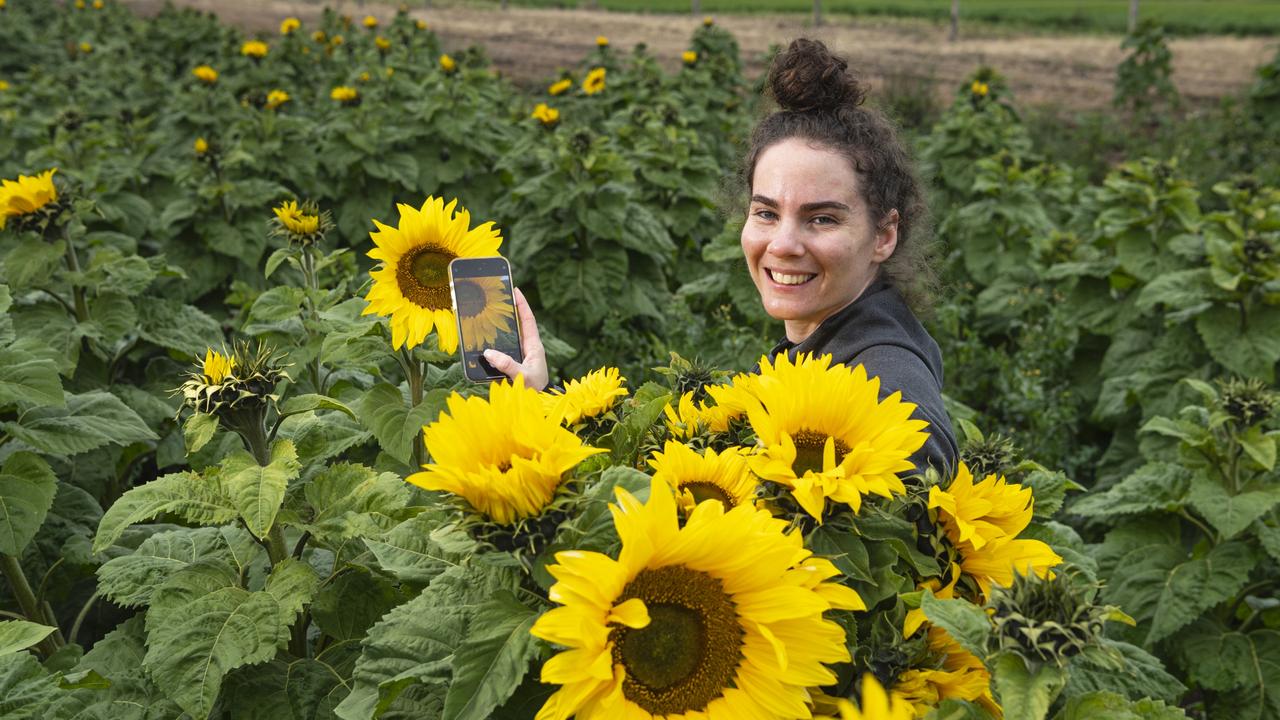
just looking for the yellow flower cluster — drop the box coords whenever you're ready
[0,169,58,230]
[375,35,391,52]
[595,35,609,47]
[531,102,560,126]
[200,348,236,384]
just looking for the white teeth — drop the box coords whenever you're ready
[770,270,815,286]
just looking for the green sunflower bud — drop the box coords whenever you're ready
[1218,377,1277,428]
[959,433,1019,480]
[987,570,1111,668]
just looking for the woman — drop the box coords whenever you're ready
[485,38,958,474]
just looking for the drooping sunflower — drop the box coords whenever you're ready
[647,441,757,514]
[241,40,269,58]
[453,275,515,352]
[407,378,604,524]
[742,353,930,521]
[530,478,864,720]
[544,367,628,426]
[582,66,606,95]
[280,17,300,34]
[893,626,1000,718]
[192,65,218,84]
[548,78,572,96]
[0,169,58,228]
[362,197,503,353]
[265,89,290,110]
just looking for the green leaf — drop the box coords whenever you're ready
[599,384,671,466]
[1196,303,1280,382]
[1140,416,1208,445]
[4,237,65,290]
[97,526,263,608]
[364,509,463,585]
[1181,626,1280,720]
[246,286,305,326]
[0,621,55,657]
[312,565,407,642]
[297,462,410,544]
[442,591,540,720]
[0,347,63,409]
[922,590,991,658]
[1056,691,1189,720]
[58,668,111,691]
[143,587,284,720]
[221,440,300,540]
[223,658,350,720]
[278,393,356,420]
[93,471,238,553]
[1188,473,1280,540]
[1070,463,1191,518]
[136,299,223,357]
[808,524,874,583]
[263,248,293,280]
[1239,425,1277,471]
[992,653,1067,720]
[0,452,57,555]
[355,383,447,467]
[48,615,186,718]
[265,558,319,627]
[1064,638,1185,703]
[1135,268,1215,312]
[184,412,220,454]
[0,652,60,719]
[3,390,157,457]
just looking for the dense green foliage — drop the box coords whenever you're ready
[2,3,1280,719]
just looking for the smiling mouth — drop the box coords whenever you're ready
[766,269,817,286]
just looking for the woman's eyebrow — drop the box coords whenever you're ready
[750,196,851,213]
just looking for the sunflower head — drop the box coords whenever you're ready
[78,42,92,54]
[654,351,726,404]
[312,30,327,43]
[548,78,572,96]
[894,626,1000,717]
[682,50,698,65]
[177,341,289,418]
[582,66,606,95]
[971,80,990,97]
[544,367,628,429]
[959,432,1018,480]
[647,441,758,515]
[407,377,605,525]
[596,35,609,47]
[265,89,290,111]
[375,35,391,52]
[530,477,864,720]
[531,102,560,126]
[361,196,503,353]
[241,40,269,58]
[280,17,300,34]
[192,65,218,84]
[416,19,428,30]
[1218,376,1277,427]
[987,570,1114,669]
[0,80,9,92]
[743,352,930,522]
[362,14,378,28]
[825,675,914,720]
[439,54,456,73]
[0,169,60,233]
[330,85,359,105]
[271,199,330,247]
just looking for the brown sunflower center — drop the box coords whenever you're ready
[396,248,455,310]
[683,481,735,510]
[454,279,487,319]
[792,429,850,477]
[610,565,743,715]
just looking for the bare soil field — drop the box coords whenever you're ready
[121,0,1276,111]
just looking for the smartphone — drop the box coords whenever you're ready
[448,257,523,383]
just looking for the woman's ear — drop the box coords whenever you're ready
[874,209,900,262]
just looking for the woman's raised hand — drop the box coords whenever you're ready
[483,286,550,391]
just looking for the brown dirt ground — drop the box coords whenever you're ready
[121,0,1276,111]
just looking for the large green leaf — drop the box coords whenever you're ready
[265,558,319,627]
[0,347,63,409]
[221,440,300,540]
[1188,473,1280,540]
[1195,303,1280,382]
[223,658,351,720]
[143,586,284,720]
[364,509,467,585]
[1057,692,1189,720]
[1070,462,1191,519]
[296,462,410,544]
[1181,626,1280,720]
[0,621,56,657]
[922,591,991,658]
[4,237,65,290]
[1063,638,1185,703]
[312,565,407,642]
[0,452,57,555]
[3,390,156,457]
[992,653,1066,720]
[94,471,238,552]
[97,526,262,608]
[136,299,223,357]
[48,615,187,719]
[443,592,539,720]
[355,383,449,467]
[0,652,60,720]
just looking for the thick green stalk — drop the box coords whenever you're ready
[61,231,89,323]
[406,351,426,469]
[1,554,63,655]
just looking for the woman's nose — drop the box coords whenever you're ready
[765,218,806,257]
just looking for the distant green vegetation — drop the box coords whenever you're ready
[463,0,1280,35]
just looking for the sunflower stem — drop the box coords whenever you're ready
[61,228,89,323]
[300,248,326,394]
[404,347,426,470]
[1,553,63,656]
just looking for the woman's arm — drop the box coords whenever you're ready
[482,287,550,391]
[849,344,959,476]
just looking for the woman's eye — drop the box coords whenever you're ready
[811,215,837,225]
[753,209,777,221]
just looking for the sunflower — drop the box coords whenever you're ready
[530,478,864,720]
[742,353,929,521]
[647,441,757,514]
[532,102,560,126]
[312,30,326,43]
[822,676,914,720]
[407,378,604,524]
[0,169,58,227]
[931,462,1061,596]
[544,367,628,426]
[79,42,92,54]
[894,626,1000,718]
[361,196,502,353]
[416,19,428,30]
[548,78,572,96]
[375,35,391,52]
[241,40,269,58]
[330,85,359,105]
[192,65,218,84]
[264,89,290,110]
[703,15,713,25]
[453,275,515,352]
[596,35,609,47]
[971,81,990,97]
[330,34,344,47]
[362,14,378,28]
[272,199,318,236]
[280,17,300,34]
[662,389,745,440]
[0,81,9,92]
[582,67,606,95]
[439,54,456,73]
[682,50,698,64]
[201,348,236,384]
[92,0,103,8]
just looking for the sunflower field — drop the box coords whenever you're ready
[2,1,1280,719]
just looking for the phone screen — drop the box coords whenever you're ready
[449,257,523,382]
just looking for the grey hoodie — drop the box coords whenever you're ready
[764,279,959,475]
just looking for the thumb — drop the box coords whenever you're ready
[483,349,518,375]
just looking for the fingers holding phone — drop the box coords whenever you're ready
[483,287,549,391]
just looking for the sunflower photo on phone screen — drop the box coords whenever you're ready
[454,276,516,352]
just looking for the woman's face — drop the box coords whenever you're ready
[742,137,898,343]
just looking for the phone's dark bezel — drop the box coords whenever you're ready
[448,257,523,383]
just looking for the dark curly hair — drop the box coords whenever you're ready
[742,38,937,313]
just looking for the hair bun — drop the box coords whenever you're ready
[768,38,866,113]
